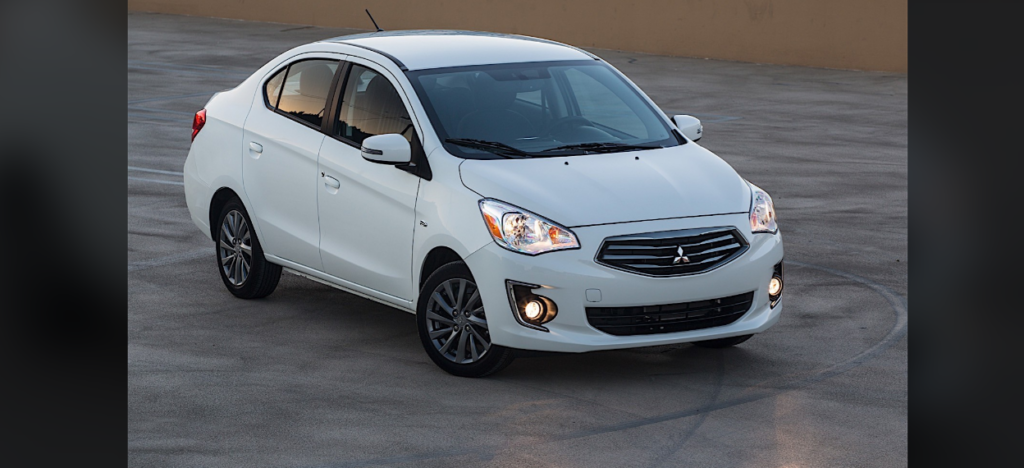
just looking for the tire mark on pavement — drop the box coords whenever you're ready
[645,352,725,468]
[129,166,185,176]
[128,176,184,186]
[304,260,907,468]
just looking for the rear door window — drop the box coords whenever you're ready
[273,59,339,128]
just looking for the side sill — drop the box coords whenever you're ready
[266,255,416,313]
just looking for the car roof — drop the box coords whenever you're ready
[320,30,597,71]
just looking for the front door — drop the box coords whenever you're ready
[317,60,421,300]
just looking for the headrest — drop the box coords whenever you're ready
[363,75,404,113]
[297,63,334,99]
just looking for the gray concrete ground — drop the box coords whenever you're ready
[128,12,907,468]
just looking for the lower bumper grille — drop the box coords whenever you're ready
[585,291,755,336]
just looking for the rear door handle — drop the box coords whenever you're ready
[249,142,263,153]
[324,175,341,190]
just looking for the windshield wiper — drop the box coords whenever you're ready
[445,138,532,159]
[540,142,662,154]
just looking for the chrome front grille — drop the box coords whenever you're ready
[595,227,748,277]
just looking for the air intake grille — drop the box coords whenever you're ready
[595,227,748,277]
[586,291,755,336]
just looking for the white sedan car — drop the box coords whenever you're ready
[184,30,784,377]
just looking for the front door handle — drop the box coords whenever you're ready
[324,175,341,190]
[249,142,263,153]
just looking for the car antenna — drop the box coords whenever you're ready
[365,9,383,32]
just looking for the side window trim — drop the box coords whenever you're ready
[319,61,347,135]
[273,68,285,110]
[329,61,377,149]
[325,61,355,146]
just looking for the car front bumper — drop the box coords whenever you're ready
[464,213,784,353]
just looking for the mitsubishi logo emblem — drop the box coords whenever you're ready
[673,246,690,264]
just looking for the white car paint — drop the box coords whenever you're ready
[341,30,596,72]
[467,213,783,352]
[183,30,783,356]
[241,59,330,270]
[317,128,421,301]
[458,145,751,228]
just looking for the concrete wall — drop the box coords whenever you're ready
[127,0,907,72]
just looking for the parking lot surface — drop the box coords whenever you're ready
[128,12,907,467]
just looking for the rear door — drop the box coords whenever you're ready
[241,57,341,270]
[317,59,423,300]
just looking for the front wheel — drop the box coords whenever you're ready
[417,261,515,377]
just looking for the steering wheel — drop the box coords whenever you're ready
[544,116,594,139]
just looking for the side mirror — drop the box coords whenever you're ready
[671,115,703,141]
[360,134,411,164]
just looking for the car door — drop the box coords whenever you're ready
[242,57,340,270]
[317,59,423,300]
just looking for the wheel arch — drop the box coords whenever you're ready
[418,246,464,292]
[209,187,242,240]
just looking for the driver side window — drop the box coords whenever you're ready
[335,64,414,145]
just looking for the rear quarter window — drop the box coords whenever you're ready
[263,67,286,109]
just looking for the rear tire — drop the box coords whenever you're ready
[691,334,753,348]
[215,199,281,299]
[417,261,515,377]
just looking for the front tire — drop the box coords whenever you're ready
[215,199,281,299]
[417,261,515,377]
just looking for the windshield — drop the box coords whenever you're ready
[407,60,684,159]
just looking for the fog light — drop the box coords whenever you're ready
[506,280,558,331]
[524,300,544,320]
[769,260,784,308]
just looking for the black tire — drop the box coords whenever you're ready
[215,198,281,299]
[691,334,754,349]
[417,261,515,377]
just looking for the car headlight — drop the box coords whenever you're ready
[479,199,580,255]
[748,183,778,234]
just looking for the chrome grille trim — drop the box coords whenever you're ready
[594,226,749,277]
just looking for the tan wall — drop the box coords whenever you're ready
[127,0,907,72]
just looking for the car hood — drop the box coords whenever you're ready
[458,143,751,227]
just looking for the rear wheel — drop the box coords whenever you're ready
[691,334,753,348]
[417,261,515,377]
[216,199,281,299]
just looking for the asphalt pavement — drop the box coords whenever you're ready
[128,11,907,468]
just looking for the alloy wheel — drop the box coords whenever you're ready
[425,278,491,364]
[218,210,252,286]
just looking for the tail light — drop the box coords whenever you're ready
[191,108,207,142]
